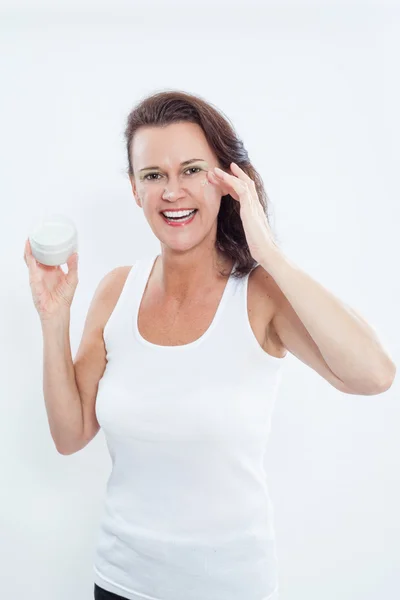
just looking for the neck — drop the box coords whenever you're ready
[155,248,233,301]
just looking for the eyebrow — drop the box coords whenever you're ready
[139,159,207,173]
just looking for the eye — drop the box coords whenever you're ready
[143,173,162,181]
[185,167,202,176]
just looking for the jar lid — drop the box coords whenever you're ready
[29,214,77,252]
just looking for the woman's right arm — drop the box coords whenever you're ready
[24,238,130,455]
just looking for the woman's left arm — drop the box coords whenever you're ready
[261,246,396,395]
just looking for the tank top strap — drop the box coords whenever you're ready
[102,254,156,353]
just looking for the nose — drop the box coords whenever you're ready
[162,175,186,201]
[162,189,176,200]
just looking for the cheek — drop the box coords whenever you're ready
[137,183,157,204]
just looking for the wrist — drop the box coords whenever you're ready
[40,309,71,329]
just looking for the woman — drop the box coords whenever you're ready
[24,90,395,600]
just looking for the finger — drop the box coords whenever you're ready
[207,170,230,196]
[66,252,79,284]
[230,162,256,187]
[24,238,42,279]
[207,170,221,185]
[214,167,248,201]
[214,167,238,183]
[24,239,34,268]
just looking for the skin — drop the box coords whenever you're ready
[129,121,234,302]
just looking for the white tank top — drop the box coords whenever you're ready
[93,254,287,600]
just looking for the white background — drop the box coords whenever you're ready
[0,1,399,599]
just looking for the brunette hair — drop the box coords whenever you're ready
[124,90,280,278]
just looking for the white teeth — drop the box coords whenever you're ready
[162,209,196,218]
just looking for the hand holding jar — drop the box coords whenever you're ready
[24,215,79,322]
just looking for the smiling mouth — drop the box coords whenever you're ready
[160,209,198,225]
[161,209,198,222]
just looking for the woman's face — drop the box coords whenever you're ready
[130,122,225,252]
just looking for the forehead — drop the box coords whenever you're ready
[131,122,215,167]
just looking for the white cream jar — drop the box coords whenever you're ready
[29,214,78,266]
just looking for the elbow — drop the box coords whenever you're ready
[57,446,76,455]
[376,361,397,393]
[55,437,86,455]
[56,442,75,455]
[345,361,396,396]
[367,360,397,395]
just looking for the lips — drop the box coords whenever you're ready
[161,209,198,226]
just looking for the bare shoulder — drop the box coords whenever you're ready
[97,265,133,328]
[74,265,133,362]
[76,267,130,338]
[74,266,133,345]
